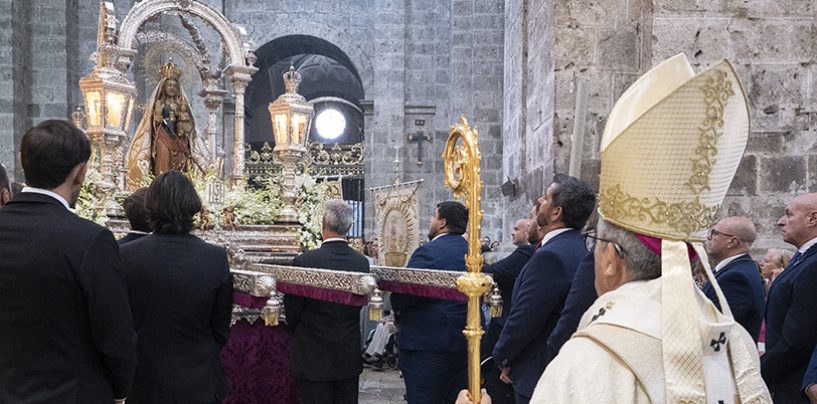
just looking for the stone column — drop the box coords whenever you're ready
[201,79,228,163]
[225,65,256,182]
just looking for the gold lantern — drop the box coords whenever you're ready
[78,1,136,190]
[268,65,315,223]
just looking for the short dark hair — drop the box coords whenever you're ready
[20,120,91,189]
[123,188,150,232]
[0,164,9,193]
[551,173,596,229]
[437,201,468,235]
[145,171,202,234]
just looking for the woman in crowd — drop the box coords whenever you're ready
[759,248,792,292]
[120,171,233,404]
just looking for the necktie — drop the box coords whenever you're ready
[787,251,802,269]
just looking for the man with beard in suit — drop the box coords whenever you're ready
[703,216,764,342]
[285,199,371,404]
[492,174,596,404]
[0,120,137,403]
[763,193,817,403]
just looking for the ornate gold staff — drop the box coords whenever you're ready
[444,115,493,403]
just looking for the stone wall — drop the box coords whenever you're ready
[0,0,17,177]
[500,0,557,242]
[650,0,816,251]
[5,0,809,251]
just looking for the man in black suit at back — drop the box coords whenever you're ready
[763,193,817,403]
[118,187,150,245]
[482,218,534,404]
[0,120,137,403]
[285,199,370,404]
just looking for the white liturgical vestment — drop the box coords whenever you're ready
[531,278,771,404]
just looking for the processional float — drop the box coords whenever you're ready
[76,1,498,402]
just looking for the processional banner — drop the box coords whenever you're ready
[371,180,423,267]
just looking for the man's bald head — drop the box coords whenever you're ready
[719,216,757,245]
[705,216,756,262]
[778,193,817,248]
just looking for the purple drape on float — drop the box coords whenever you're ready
[221,292,301,404]
[221,321,300,404]
[378,280,467,301]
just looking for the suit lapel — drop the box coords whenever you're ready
[713,254,754,280]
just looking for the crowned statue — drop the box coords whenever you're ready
[127,59,209,188]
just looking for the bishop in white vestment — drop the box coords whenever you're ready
[530,53,771,404]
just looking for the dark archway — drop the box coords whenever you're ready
[245,35,365,148]
[245,35,366,237]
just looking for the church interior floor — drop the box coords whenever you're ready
[359,367,406,403]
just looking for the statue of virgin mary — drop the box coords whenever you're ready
[126,59,210,188]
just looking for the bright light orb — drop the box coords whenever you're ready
[315,109,346,140]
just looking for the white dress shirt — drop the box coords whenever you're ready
[21,186,70,210]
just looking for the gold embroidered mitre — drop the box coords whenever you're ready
[160,59,182,81]
[598,54,763,403]
[598,53,749,242]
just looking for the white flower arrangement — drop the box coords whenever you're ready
[74,160,110,226]
[75,165,333,251]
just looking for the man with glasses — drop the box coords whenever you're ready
[702,216,764,342]
[491,174,595,404]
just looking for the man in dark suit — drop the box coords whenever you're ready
[285,199,370,404]
[118,187,150,245]
[492,174,596,404]
[702,216,765,342]
[763,193,817,403]
[481,218,534,404]
[0,120,137,403]
[0,163,11,207]
[543,251,596,364]
[391,201,470,404]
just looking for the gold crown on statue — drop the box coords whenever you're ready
[160,58,182,80]
[598,53,749,242]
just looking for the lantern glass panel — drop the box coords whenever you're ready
[106,92,126,129]
[273,112,289,145]
[85,90,102,128]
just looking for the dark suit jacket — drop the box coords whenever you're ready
[702,253,765,342]
[803,344,817,399]
[0,192,137,403]
[284,240,370,381]
[482,244,535,327]
[762,244,817,404]
[544,252,597,364]
[492,229,587,398]
[117,231,147,246]
[391,233,469,353]
[120,233,233,403]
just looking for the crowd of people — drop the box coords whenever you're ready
[0,119,383,404]
[3,53,817,404]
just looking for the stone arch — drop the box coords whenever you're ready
[116,0,258,180]
[246,36,366,147]
[117,0,248,68]
[247,19,374,94]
